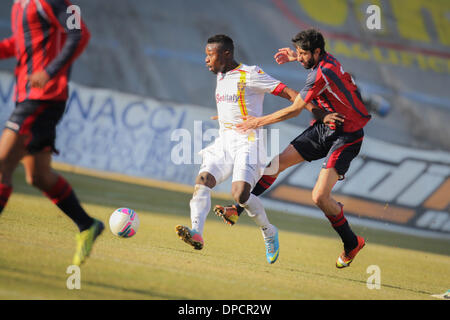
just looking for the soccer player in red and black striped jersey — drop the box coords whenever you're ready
[214,29,367,268]
[0,0,103,266]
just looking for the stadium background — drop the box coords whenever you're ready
[0,0,449,300]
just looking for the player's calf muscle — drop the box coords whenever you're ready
[25,171,57,191]
[0,172,12,185]
[0,158,18,185]
[231,182,251,205]
[232,190,250,205]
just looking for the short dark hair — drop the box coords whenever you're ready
[292,29,325,54]
[207,34,234,53]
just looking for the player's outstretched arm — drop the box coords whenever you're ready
[277,86,298,102]
[278,87,337,122]
[274,47,297,65]
[0,36,15,60]
[236,94,308,132]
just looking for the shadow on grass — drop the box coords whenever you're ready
[11,166,450,257]
[0,264,189,300]
[277,265,433,296]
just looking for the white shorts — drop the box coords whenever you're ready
[198,130,267,189]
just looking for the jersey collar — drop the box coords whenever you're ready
[228,63,242,73]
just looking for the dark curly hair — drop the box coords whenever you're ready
[292,29,326,55]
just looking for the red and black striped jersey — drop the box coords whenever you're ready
[0,0,90,102]
[300,53,371,132]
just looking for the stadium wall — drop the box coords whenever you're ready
[0,72,449,240]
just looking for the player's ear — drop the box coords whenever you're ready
[314,48,321,57]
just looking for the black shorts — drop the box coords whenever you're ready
[290,122,363,179]
[5,100,66,154]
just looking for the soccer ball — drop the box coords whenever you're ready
[109,208,140,238]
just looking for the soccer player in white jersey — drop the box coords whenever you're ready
[175,34,301,264]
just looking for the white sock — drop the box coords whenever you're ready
[190,184,211,235]
[240,194,275,238]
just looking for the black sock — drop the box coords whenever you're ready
[57,192,95,232]
[334,221,358,253]
[44,176,94,232]
[325,207,358,253]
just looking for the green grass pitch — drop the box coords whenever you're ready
[0,166,449,300]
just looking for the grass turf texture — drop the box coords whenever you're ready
[0,166,449,300]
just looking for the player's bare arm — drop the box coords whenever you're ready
[277,86,298,102]
[214,86,331,125]
[276,87,337,123]
[236,94,309,132]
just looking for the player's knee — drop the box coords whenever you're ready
[195,172,216,189]
[312,190,328,207]
[25,172,47,189]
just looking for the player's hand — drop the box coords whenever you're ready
[210,115,219,121]
[235,115,261,133]
[274,47,297,65]
[323,112,345,129]
[27,70,50,89]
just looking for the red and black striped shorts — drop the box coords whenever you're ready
[5,100,66,154]
[290,122,363,179]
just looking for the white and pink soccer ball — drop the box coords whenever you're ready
[109,208,140,238]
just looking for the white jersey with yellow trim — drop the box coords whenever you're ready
[215,63,286,133]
